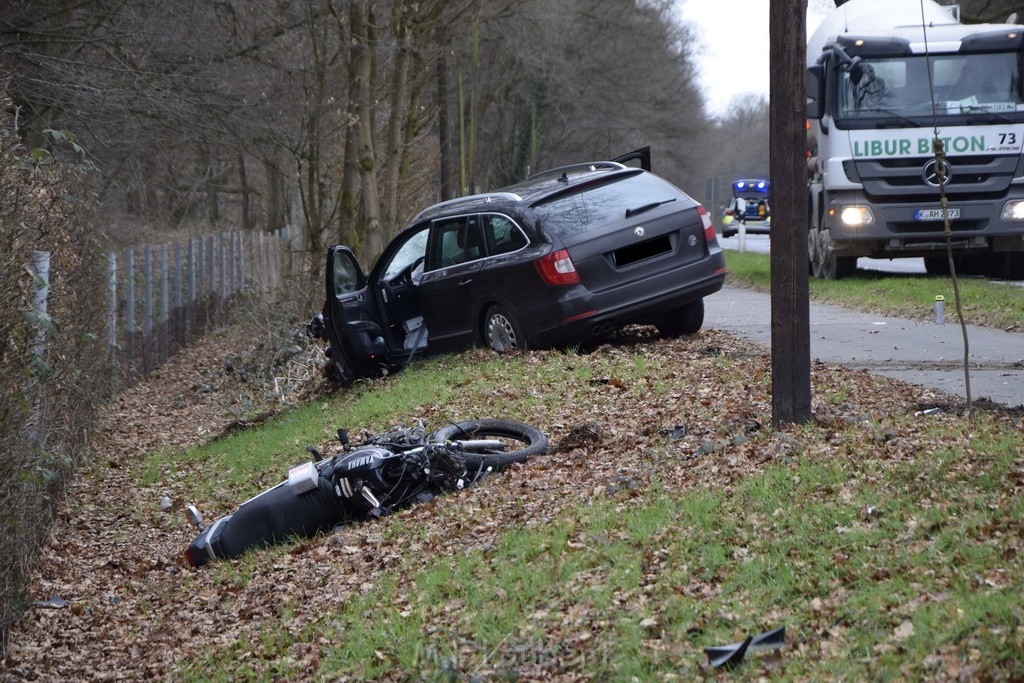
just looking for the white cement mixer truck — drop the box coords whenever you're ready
[806,0,1024,279]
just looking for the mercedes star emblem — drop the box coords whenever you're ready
[922,158,953,187]
[634,226,645,237]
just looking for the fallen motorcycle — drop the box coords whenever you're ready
[183,419,547,567]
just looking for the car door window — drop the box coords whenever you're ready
[332,250,364,297]
[426,215,484,270]
[483,214,527,255]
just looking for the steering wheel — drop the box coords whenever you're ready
[391,256,425,286]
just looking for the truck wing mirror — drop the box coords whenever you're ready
[806,65,825,120]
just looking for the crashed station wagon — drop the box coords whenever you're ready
[307,150,727,381]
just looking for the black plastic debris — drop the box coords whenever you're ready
[750,626,786,650]
[660,425,688,439]
[705,626,786,669]
[706,635,752,669]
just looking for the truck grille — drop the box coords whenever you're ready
[851,154,1017,199]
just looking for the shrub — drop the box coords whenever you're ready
[0,74,108,656]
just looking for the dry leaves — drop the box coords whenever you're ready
[0,319,1013,681]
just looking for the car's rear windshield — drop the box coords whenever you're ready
[531,171,689,238]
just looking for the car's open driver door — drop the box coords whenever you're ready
[323,246,388,381]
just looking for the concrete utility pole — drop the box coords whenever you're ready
[769,0,812,425]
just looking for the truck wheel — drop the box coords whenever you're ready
[959,254,988,276]
[807,227,820,275]
[815,229,855,280]
[1008,254,1024,280]
[989,252,1024,280]
[925,256,950,276]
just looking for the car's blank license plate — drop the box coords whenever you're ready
[914,208,960,221]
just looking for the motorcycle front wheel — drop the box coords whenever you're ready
[429,418,548,470]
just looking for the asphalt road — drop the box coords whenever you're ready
[709,236,1024,408]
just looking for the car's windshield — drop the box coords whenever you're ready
[381,227,428,280]
[838,51,1024,122]
[532,172,689,237]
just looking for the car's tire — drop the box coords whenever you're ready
[429,419,548,470]
[959,253,989,276]
[993,252,1024,280]
[925,256,951,276]
[655,298,705,337]
[1008,253,1024,280]
[483,305,525,352]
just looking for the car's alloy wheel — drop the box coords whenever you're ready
[484,306,522,352]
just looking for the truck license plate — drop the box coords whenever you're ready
[914,208,960,221]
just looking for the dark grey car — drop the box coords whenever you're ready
[308,151,727,381]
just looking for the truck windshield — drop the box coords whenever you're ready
[837,51,1024,122]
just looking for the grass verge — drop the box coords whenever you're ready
[723,250,1024,331]
[161,334,1023,681]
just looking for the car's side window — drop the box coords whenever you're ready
[483,214,528,255]
[426,215,484,270]
[332,251,361,297]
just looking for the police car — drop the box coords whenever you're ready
[722,178,771,238]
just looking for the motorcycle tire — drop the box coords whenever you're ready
[429,418,548,471]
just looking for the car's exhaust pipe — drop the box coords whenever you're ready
[590,322,615,336]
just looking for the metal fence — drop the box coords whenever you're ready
[107,226,295,387]
[23,225,289,392]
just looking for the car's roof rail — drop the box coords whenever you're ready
[411,192,523,222]
[526,161,628,181]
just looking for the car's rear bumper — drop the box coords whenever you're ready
[527,264,727,347]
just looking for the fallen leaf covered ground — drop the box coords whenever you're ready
[0,315,1020,680]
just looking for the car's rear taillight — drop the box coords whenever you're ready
[184,547,199,568]
[534,249,581,285]
[697,205,716,244]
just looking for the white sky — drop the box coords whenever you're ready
[678,0,835,117]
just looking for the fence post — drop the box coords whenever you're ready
[228,230,235,296]
[217,232,226,323]
[207,235,215,296]
[107,252,117,376]
[239,231,246,293]
[196,237,205,333]
[160,244,169,363]
[207,234,215,326]
[27,251,51,442]
[29,251,50,361]
[257,232,266,291]
[125,248,136,379]
[188,239,197,340]
[174,243,183,352]
[144,245,153,375]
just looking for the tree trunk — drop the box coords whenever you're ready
[383,3,413,230]
[264,157,286,230]
[237,153,251,231]
[352,0,384,259]
[437,32,454,202]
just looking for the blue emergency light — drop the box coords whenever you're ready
[732,179,770,195]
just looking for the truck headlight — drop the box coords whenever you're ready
[830,206,875,227]
[1000,200,1024,220]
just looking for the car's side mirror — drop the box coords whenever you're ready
[807,65,825,120]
